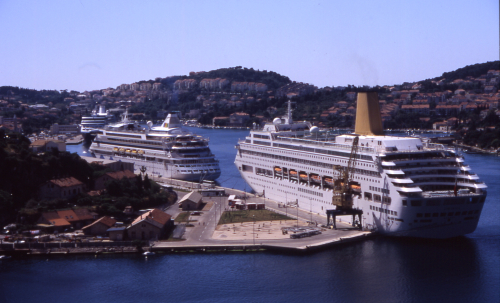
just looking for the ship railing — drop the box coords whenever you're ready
[422,191,480,198]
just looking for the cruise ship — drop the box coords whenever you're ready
[89,112,221,181]
[234,92,487,238]
[80,105,114,134]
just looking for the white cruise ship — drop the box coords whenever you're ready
[80,105,114,134]
[89,112,221,181]
[234,92,487,238]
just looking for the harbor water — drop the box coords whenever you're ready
[2,128,499,303]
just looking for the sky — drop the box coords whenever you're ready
[0,0,498,92]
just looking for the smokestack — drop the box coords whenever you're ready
[354,92,384,136]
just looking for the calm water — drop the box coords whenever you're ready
[7,129,498,303]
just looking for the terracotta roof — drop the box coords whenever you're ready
[82,216,117,230]
[49,177,83,188]
[130,209,171,229]
[41,208,93,225]
[73,208,94,221]
[49,218,71,227]
[105,170,136,180]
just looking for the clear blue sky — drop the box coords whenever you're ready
[1,0,498,92]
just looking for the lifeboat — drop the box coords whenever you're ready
[289,170,298,176]
[138,150,145,155]
[132,150,137,154]
[350,184,361,191]
[119,148,125,153]
[125,149,131,153]
[311,175,321,182]
[113,147,118,152]
[324,177,333,185]
[274,167,282,173]
[299,173,308,181]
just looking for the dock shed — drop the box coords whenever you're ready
[200,189,225,197]
[179,191,203,211]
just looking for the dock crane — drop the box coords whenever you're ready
[327,136,363,229]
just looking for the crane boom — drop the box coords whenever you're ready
[332,136,359,209]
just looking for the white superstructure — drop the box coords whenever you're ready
[234,94,487,238]
[80,105,114,134]
[89,112,221,181]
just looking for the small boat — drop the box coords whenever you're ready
[143,251,155,256]
[310,175,321,182]
[0,255,12,259]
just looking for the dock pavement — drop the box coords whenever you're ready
[152,177,374,253]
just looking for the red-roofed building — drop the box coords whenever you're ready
[229,112,250,127]
[39,177,86,200]
[82,216,117,236]
[94,170,137,190]
[127,209,173,240]
[38,208,95,231]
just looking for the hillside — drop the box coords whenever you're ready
[437,61,499,82]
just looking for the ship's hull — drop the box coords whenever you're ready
[93,151,220,181]
[236,165,486,239]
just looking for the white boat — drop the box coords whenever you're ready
[143,251,155,256]
[234,92,487,239]
[89,111,221,182]
[80,105,114,134]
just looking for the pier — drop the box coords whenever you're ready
[150,177,373,254]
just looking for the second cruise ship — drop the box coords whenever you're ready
[89,112,221,181]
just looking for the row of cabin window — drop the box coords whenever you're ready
[364,192,392,203]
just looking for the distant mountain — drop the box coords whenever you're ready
[436,61,499,81]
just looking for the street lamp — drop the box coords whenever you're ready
[296,199,299,227]
[309,198,312,224]
[253,215,255,246]
[285,193,288,218]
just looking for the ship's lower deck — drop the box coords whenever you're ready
[92,150,221,182]
[236,165,486,238]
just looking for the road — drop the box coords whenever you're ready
[157,179,370,250]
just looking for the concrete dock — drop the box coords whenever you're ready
[152,177,374,254]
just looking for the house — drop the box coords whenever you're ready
[39,177,85,200]
[30,139,66,153]
[107,227,127,241]
[82,157,134,172]
[50,123,80,135]
[38,208,95,231]
[400,104,430,115]
[127,209,173,240]
[94,170,137,190]
[178,191,203,210]
[82,216,117,236]
[229,112,250,127]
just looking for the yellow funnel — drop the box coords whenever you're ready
[354,92,384,136]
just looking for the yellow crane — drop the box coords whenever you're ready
[327,135,363,229]
[332,136,360,210]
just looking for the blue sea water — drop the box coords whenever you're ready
[6,129,498,303]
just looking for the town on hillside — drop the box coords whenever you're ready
[1,63,498,134]
[0,62,499,250]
